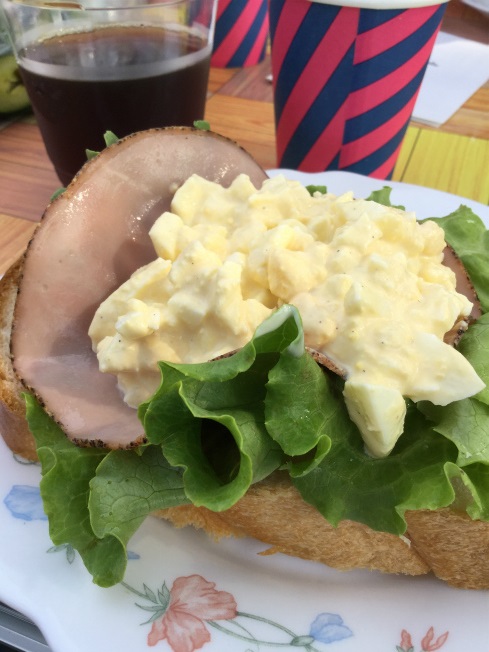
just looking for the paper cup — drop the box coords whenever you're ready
[211,0,269,67]
[268,0,448,178]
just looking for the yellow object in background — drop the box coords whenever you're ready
[394,126,489,205]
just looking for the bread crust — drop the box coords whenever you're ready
[0,258,38,461]
[156,473,489,590]
[156,472,430,576]
[405,508,489,590]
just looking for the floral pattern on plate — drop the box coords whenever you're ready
[3,484,47,521]
[1,470,453,652]
[123,574,354,651]
[397,628,449,652]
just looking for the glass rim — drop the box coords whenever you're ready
[2,0,205,10]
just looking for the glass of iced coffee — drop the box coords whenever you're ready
[1,0,217,185]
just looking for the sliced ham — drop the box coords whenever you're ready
[443,244,482,345]
[12,128,268,448]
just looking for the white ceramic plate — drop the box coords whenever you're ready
[1,171,488,652]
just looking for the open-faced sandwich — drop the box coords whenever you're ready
[1,127,488,590]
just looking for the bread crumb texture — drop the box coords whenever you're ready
[157,472,489,590]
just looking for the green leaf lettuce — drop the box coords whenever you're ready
[24,198,489,587]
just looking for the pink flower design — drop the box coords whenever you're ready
[421,627,449,651]
[147,574,237,652]
[399,629,413,651]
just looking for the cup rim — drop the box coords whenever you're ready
[3,0,196,9]
[307,0,448,7]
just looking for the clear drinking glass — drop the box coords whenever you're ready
[1,0,217,185]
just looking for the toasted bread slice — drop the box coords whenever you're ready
[0,258,37,461]
[157,472,489,589]
[156,472,430,576]
[156,471,489,590]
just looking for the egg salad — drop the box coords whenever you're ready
[89,174,485,457]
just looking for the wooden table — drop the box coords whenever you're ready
[0,0,488,276]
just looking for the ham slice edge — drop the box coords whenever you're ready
[11,128,268,448]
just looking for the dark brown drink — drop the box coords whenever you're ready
[18,26,211,185]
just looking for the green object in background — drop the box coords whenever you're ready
[0,53,30,114]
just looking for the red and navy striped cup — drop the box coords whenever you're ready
[268,0,448,178]
[211,0,269,67]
